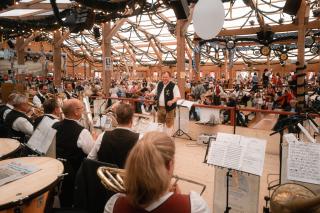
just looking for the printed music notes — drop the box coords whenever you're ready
[287,136,320,185]
[207,133,266,176]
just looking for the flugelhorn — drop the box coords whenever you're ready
[97,166,206,195]
[270,183,320,213]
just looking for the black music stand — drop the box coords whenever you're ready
[172,104,193,140]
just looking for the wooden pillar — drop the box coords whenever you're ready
[83,61,87,79]
[223,49,229,80]
[16,37,25,83]
[176,20,186,99]
[53,31,62,87]
[102,22,112,95]
[194,38,201,81]
[296,0,308,108]
[88,63,92,80]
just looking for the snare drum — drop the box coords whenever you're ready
[0,157,64,213]
[0,139,20,160]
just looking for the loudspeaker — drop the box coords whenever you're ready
[7,40,14,49]
[65,8,95,33]
[170,0,189,19]
[283,0,302,16]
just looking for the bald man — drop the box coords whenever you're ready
[52,99,95,207]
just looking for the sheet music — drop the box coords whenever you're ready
[94,115,112,129]
[287,141,320,184]
[240,137,267,176]
[284,133,300,144]
[83,97,93,127]
[0,161,40,186]
[177,99,195,110]
[207,133,266,176]
[93,99,106,116]
[27,116,57,154]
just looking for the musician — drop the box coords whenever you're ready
[52,99,95,207]
[104,132,210,213]
[0,93,16,138]
[88,103,139,168]
[32,84,48,108]
[64,83,77,99]
[150,71,181,129]
[4,94,33,143]
[0,93,16,122]
[33,98,61,129]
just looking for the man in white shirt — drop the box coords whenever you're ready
[150,71,181,129]
[88,103,139,168]
[32,84,48,108]
[52,98,95,207]
[4,94,33,143]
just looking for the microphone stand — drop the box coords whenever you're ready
[224,168,232,213]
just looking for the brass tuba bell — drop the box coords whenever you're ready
[270,183,320,213]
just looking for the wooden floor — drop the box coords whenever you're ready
[173,123,280,213]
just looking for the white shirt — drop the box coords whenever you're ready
[151,82,181,107]
[64,118,95,154]
[104,191,210,213]
[33,92,46,108]
[87,127,135,160]
[3,103,14,120]
[12,117,34,136]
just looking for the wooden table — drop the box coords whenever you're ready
[0,157,64,212]
[0,139,20,160]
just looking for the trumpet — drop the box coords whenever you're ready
[97,166,206,195]
[27,102,44,117]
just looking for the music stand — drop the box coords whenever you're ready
[204,134,265,213]
[172,104,193,140]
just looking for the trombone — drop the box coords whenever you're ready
[97,166,206,195]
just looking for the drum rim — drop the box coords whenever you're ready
[0,173,61,210]
[0,144,21,161]
[271,182,317,199]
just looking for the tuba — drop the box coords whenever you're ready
[97,166,206,195]
[270,183,320,213]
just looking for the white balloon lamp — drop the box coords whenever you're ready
[193,0,225,40]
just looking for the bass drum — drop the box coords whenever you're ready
[271,183,320,213]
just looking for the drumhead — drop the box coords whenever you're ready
[0,157,64,210]
[0,138,20,160]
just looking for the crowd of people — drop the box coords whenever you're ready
[1,69,320,212]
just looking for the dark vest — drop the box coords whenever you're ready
[156,81,176,112]
[113,194,191,213]
[4,109,33,143]
[0,105,10,138]
[36,93,46,104]
[52,119,86,172]
[0,105,9,123]
[33,114,56,129]
[97,129,139,168]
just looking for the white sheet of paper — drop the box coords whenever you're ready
[93,99,106,116]
[287,141,320,184]
[197,107,221,124]
[83,97,93,127]
[284,133,300,144]
[207,133,266,176]
[0,161,40,186]
[177,99,195,110]
[27,116,57,154]
[174,106,189,133]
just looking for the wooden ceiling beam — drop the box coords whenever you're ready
[56,30,71,47]
[243,0,265,30]
[181,4,195,35]
[218,20,319,36]
[18,31,40,51]
[105,18,128,40]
